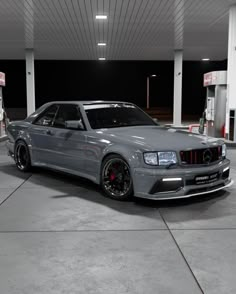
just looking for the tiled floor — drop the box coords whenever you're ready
[0,142,235,294]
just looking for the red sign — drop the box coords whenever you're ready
[203,72,217,87]
[203,73,212,86]
[0,72,5,86]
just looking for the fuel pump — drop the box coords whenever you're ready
[203,71,227,138]
[0,72,6,137]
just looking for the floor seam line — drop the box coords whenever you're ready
[169,228,236,231]
[0,174,32,207]
[0,229,168,233]
[158,209,205,294]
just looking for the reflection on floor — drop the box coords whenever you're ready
[0,142,235,294]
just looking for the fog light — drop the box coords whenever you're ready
[222,167,230,180]
[223,167,229,173]
[162,178,182,182]
[150,178,183,194]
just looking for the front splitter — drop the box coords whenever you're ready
[135,178,234,200]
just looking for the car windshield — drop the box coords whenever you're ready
[84,103,157,129]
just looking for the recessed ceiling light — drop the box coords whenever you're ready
[202,58,210,61]
[96,15,107,20]
[98,43,106,46]
[99,57,106,61]
[151,74,157,77]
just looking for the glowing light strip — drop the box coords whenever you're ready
[162,178,182,182]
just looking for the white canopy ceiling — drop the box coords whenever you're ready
[0,0,235,60]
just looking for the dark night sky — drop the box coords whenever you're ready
[0,59,227,116]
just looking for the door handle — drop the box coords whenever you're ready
[46,129,53,135]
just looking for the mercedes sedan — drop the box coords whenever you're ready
[6,101,233,200]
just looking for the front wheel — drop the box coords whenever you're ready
[101,155,133,200]
[14,140,31,172]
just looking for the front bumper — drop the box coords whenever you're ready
[133,159,233,200]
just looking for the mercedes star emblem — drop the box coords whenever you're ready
[203,149,212,164]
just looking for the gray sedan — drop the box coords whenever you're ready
[6,101,233,200]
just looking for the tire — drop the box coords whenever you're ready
[14,140,31,172]
[101,154,133,200]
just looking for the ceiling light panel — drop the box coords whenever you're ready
[95,15,107,20]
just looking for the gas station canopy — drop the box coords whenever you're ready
[0,0,235,60]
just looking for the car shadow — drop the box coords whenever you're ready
[0,162,234,223]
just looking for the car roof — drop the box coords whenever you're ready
[25,100,136,123]
[45,100,133,105]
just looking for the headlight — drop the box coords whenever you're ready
[158,151,177,165]
[144,151,177,166]
[222,144,227,157]
[143,152,158,165]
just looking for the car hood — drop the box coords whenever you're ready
[103,126,221,151]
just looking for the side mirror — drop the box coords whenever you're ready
[153,117,159,125]
[65,120,84,130]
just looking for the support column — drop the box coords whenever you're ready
[173,50,183,126]
[226,5,236,141]
[146,77,150,109]
[25,49,35,116]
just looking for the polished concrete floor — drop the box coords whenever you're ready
[0,142,235,294]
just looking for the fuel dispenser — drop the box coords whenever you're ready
[0,72,6,137]
[203,71,227,138]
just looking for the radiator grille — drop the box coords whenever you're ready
[180,146,221,165]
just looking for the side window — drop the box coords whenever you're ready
[33,105,59,126]
[53,104,82,129]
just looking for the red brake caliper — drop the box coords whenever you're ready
[110,172,116,181]
[110,162,120,181]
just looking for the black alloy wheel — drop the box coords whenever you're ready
[101,155,133,200]
[14,140,31,172]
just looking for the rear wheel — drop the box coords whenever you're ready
[101,155,133,200]
[14,140,31,172]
